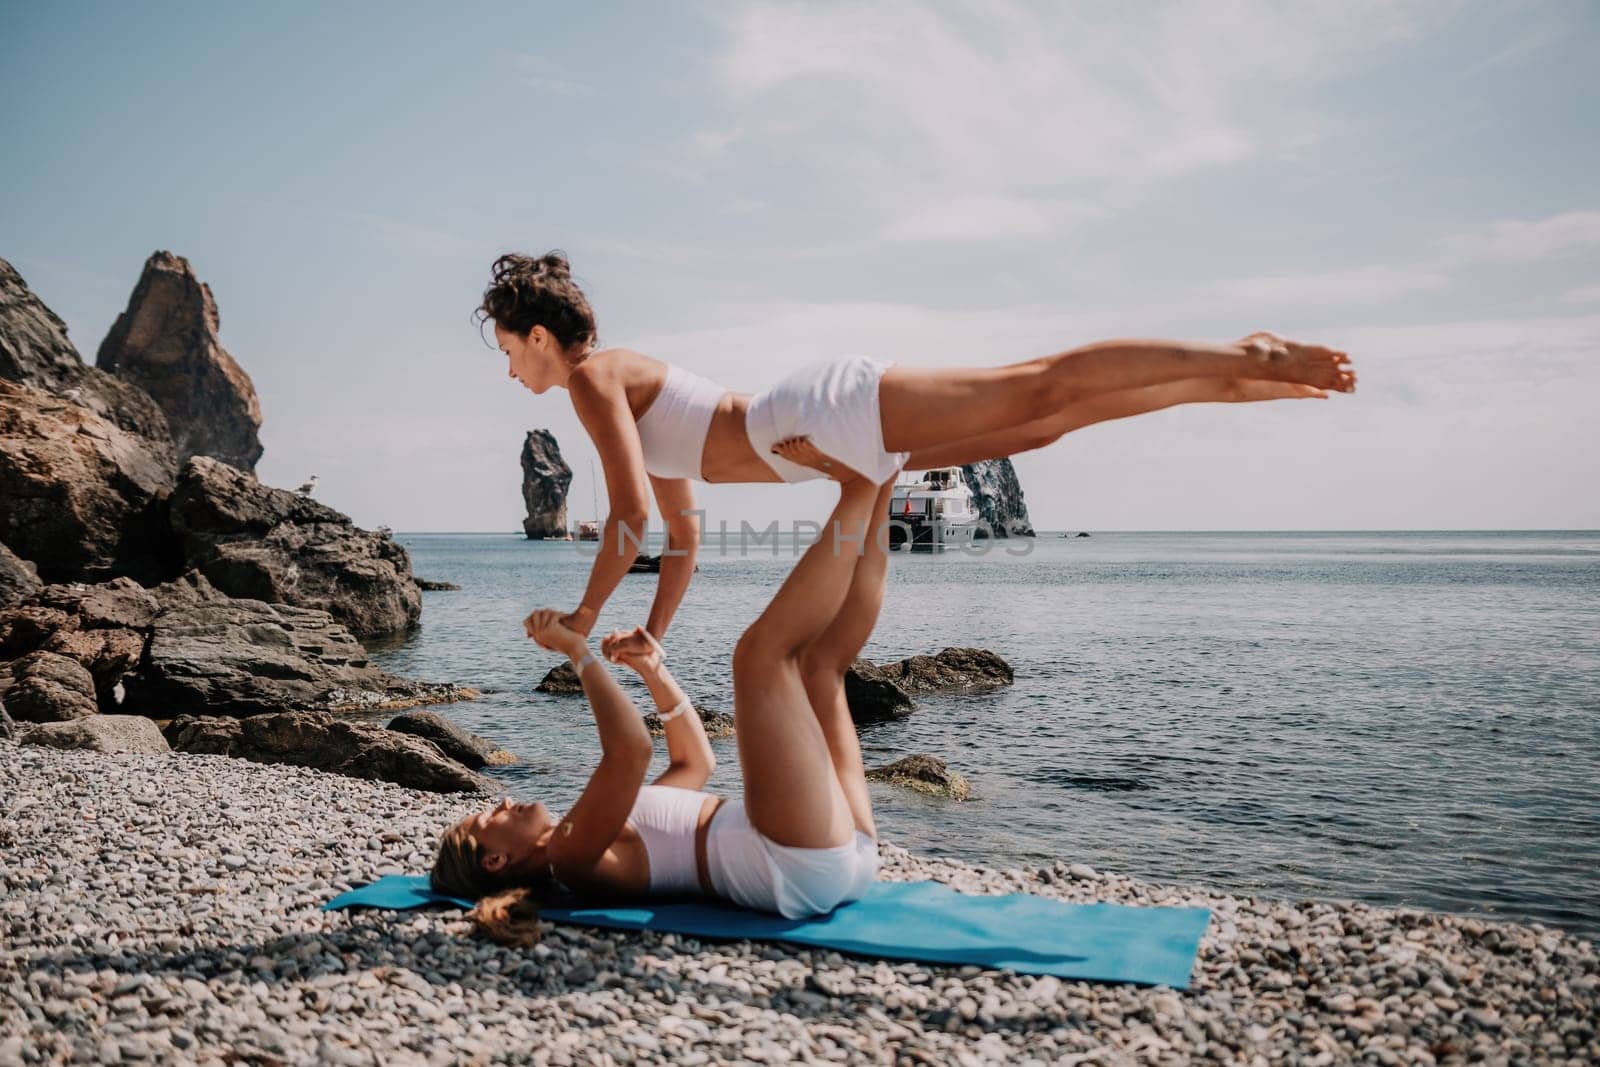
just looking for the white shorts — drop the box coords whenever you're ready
[746,355,911,484]
[706,799,880,919]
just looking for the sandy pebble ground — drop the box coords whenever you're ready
[2,741,1596,1066]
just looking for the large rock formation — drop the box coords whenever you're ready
[0,379,179,583]
[0,542,41,609]
[96,251,263,472]
[521,430,572,539]
[163,710,497,794]
[0,573,464,720]
[0,257,175,465]
[168,456,421,637]
[877,647,1014,694]
[961,459,1034,538]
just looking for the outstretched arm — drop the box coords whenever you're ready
[604,626,716,790]
[557,362,652,637]
[645,476,700,639]
[526,611,653,872]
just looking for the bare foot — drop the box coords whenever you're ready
[1220,380,1329,402]
[1237,331,1356,393]
[771,436,867,482]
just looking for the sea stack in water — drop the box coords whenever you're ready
[961,459,1034,538]
[521,429,573,539]
[96,251,264,473]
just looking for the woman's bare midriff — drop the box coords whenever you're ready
[701,395,784,483]
[620,350,782,484]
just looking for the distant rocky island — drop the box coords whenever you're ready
[1,252,484,794]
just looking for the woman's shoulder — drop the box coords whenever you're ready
[573,347,668,387]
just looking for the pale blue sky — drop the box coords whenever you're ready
[3,1,1598,530]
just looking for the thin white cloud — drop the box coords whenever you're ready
[881,194,1103,244]
[1217,265,1452,308]
[707,1,1431,242]
[513,53,597,97]
[1435,211,1600,264]
[342,211,486,259]
[1562,283,1600,304]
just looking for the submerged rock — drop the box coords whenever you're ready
[866,754,971,800]
[0,379,179,583]
[643,706,736,739]
[844,659,915,722]
[388,709,516,768]
[0,542,40,609]
[535,662,583,694]
[521,429,572,540]
[169,456,421,637]
[96,251,264,472]
[877,647,1014,694]
[21,714,169,755]
[960,459,1034,538]
[415,577,459,591]
[163,709,497,794]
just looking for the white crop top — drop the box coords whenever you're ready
[634,364,727,480]
[627,784,711,893]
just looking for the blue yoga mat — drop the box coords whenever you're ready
[325,875,1209,988]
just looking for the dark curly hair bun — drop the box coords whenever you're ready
[477,250,596,351]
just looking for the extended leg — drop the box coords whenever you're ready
[904,378,1326,470]
[879,334,1354,454]
[732,477,883,849]
[796,480,897,839]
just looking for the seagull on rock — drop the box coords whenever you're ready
[295,474,319,497]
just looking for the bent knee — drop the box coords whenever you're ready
[734,627,796,678]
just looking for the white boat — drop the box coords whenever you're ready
[574,519,600,542]
[888,467,980,549]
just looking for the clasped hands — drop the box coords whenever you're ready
[523,608,662,674]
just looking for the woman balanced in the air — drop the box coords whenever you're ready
[476,252,1355,645]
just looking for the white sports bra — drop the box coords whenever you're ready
[634,364,727,480]
[627,784,710,893]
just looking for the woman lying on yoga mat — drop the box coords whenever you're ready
[477,252,1355,646]
[431,475,898,945]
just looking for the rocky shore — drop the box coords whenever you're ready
[4,743,1595,1066]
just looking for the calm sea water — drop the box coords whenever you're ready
[366,531,1600,942]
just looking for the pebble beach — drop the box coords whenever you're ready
[4,742,1596,1066]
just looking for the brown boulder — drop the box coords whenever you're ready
[21,714,169,755]
[1,651,99,722]
[643,706,736,739]
[164,710,497,794]
[0,577,157,705]
[0,379,179,583]
[168,456,421,637]
[96,251,263,472]
[877,647,1013,694]
[0,541,41,609]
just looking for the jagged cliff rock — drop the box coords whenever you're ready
[961,458,1034,538]
[96,251,263,472]
[0,257,175,469]
[521,429,572,539]
[0,379,180,583]
[168,457,421,638]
